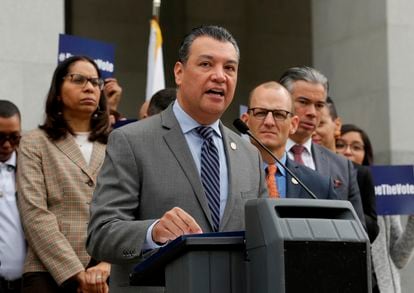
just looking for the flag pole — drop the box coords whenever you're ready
[152,0,161,19]
[145,0,165,101]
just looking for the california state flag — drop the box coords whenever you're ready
[145,18,165,101]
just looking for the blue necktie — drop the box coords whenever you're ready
[196,126,220,232]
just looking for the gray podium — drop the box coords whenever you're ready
[246,198,371,293]
[131,198,371,293]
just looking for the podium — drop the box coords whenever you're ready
[246,198,371,293]
[130,231,246,293]
[131,199,371,293]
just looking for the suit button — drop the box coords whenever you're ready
[86,180,94,187]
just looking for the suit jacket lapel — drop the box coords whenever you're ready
[219,125,237,230]
[312,143,328,175]
[55,134,87,169]
[54,135,103,181]
[285,159,305,198]
[160,106,213,229]
[89,142,105,178]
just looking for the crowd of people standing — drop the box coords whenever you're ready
[2,25,414,293]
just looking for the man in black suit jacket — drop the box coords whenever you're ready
[279,66,366,226]
[241,81,337,199]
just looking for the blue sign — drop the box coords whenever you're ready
[58,34,115,79]
[371,165,414,215]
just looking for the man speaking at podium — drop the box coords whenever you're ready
[241,81,337,200]
[87,25,267,293]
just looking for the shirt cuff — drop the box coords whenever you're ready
[142,219,163,250]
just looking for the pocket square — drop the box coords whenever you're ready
[333,179,342,188]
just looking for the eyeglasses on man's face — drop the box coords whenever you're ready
[248,107,292,121]
[64,73,104,90]
[0,132,21,146]
[336,140,364,152]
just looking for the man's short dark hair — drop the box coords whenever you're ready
[0,100,21,119]
[147,88,177,116]
[178,25,240,64]
[326,96,338,120]
[279,66,329,94]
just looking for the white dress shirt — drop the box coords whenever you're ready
[0,151,26,280]
[286,138,316,170]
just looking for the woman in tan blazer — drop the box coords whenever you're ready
[17,56,111,293]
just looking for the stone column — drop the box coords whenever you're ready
[312,0,391,164]
[0,0,64,131]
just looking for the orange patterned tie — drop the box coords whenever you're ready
[266,164,280,198]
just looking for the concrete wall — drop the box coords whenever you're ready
[312,0,390,164]
[68,0,312,124]
[387,0,414,164]
[0,0,64,131]
[312,1,414,291]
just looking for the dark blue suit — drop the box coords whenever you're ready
[284,158,338,200]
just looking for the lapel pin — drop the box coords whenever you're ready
[291,178,299,185]
[230,142,237,150]
[334,179,342,188]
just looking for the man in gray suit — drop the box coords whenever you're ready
[241,81,337,200]
[87,25,267,293]
[279,66,365,225]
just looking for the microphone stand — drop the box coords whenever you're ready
[233,119,318,199]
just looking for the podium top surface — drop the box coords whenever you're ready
[130,231,245,286]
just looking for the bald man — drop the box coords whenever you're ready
[241,81,337,200]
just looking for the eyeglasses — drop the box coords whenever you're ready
[248,108,292,121]
[336,140,364,152]
[0,132,21,146]
[64,74,104,90]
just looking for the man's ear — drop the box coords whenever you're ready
[334,117,342,139]
[240,112,249,125]
[290,115,299,134]
[174,62,184,86]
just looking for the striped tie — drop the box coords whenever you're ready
[291,144,305,165]
[196,126,220,232]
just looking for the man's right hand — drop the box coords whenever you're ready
[152,207,203,244]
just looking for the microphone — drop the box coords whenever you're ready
[233,118,318,199]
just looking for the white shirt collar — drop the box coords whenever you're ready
[173,100,222,138]
[1,151,16,168]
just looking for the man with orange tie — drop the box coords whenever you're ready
[241,81,337,199]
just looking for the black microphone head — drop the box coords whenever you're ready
[233,118,250,134]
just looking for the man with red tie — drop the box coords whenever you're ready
[279,66,365,225]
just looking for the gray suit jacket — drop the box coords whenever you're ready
[86,105,267,293]
[311,143,366,226]
[285,158,338,200]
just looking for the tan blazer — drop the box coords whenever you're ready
[17,128,105,285]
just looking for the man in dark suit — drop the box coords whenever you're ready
[279,66,365,226]
[241,81,337,199]
[87,25,267,293]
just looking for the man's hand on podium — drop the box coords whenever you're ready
[152,207,203,245]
